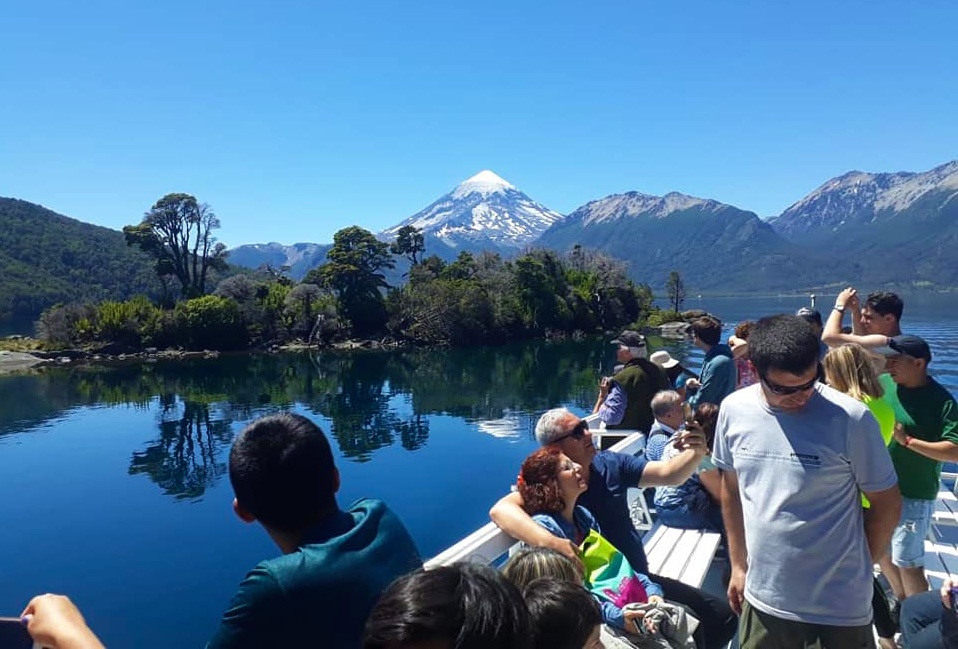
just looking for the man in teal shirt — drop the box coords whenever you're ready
[686,316,736,407]
[208,413,422,648]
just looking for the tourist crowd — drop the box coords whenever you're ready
[13,289,958,649]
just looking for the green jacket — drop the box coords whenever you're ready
[608,358,670,432]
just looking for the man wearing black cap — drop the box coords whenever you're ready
[879,335,958,600]
[593,330,669,434]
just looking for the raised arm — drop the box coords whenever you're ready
[594,381,626,425]
[488,491,582,565]
[639,427,707,487]
[728,336,749,359]
[822,287,889,348]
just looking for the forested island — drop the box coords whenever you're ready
[4,194,685,358]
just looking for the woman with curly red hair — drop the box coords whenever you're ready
[517,447,665,636]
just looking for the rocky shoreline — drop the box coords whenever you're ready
[0,338,409,375]
[641,309,722,339]
[0,313,720,375]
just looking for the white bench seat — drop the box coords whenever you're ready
[644,522,722,588]
[933,489,958,527]
[924,539,956,590]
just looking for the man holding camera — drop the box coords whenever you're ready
[594,330,670,434]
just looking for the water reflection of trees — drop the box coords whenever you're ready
[128,399,234,501]
[0,338,611,496]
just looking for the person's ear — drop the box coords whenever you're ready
[333,468,341,494]
[233,497,256,524]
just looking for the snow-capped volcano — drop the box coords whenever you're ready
[383,170,563,251]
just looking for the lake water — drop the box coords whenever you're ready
[1,294,957,648]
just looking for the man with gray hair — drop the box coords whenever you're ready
[645,390,686,463]
[490,407,737,649]
[594,330,670,433]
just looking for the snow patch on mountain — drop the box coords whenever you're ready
[451,170,516,199]
[383,170,563,250]
[776,160,958,235]
[573,191,725,225]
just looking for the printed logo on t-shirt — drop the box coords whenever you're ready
[736,447,823,469]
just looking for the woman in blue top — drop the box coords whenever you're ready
[517,447,664,634]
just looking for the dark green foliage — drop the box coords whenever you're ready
[307,226,395,336]
[389,246,651,345]
[174,295,246,350]
[389,225,425,266]
[646,310,684,327]
[94,296,163,348]
[0,198,159,320]
[38,295,248,351]
[124,193,228,298]
[666,271,686,312]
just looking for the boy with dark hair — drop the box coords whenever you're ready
[865,291,904,325]
[686,316,736,407]
[523,579,603,649]
[208,413,422,649]
[362,563,532,649]
[714,315,901,648]
[823,287,904,349]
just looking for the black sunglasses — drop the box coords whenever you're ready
[761,373,818,395]
[554,420,590,444]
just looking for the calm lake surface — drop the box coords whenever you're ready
[1,294,957,648]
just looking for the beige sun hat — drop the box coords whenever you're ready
[650,350,680,369]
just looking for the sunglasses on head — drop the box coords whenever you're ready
[554,420,590,444]
[761,373,818,395]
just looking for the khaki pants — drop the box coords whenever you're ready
[739,600,875,649]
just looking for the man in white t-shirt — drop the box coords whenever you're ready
[713,314,901,648]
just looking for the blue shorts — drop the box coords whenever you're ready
[891,497,935,568]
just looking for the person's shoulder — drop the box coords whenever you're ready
[816,384,875,422]
[595,449,644,471]
[573,505,597,528]
[719,384,760,410]
[928,377,958,403]
[714,344,734,360]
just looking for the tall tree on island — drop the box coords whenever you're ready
[305,226,395,336]
[666,269,686,313]
[124,193,227,298]
[389,225,425,266]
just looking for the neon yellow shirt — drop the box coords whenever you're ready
[861,395,895,508]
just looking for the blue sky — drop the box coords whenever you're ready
[2,0,955,247]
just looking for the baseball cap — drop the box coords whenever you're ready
[881,334,932,361]
[650,350,679,369]
[611,330,646,348]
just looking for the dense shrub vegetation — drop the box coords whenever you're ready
[33,225,664,351]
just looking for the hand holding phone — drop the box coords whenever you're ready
[682,402,696,427]
[950,585,958,614]
[0,617,36,649]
